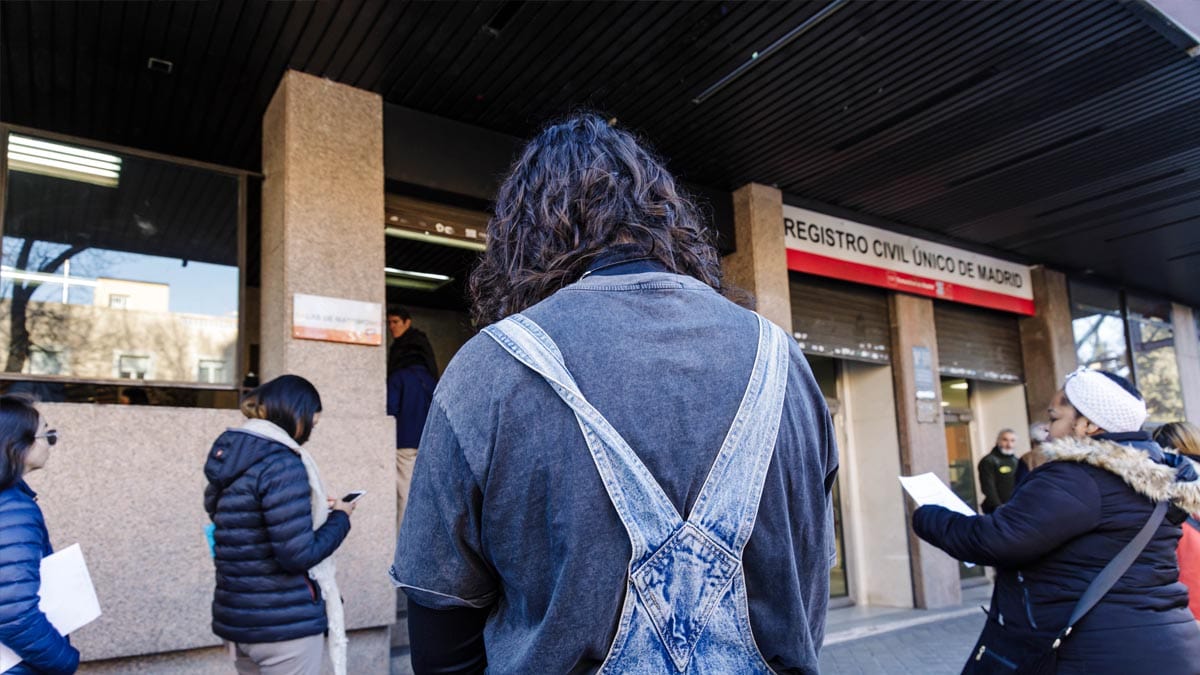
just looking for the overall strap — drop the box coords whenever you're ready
[686,315,791,552]
[1055,500,1169,648]
[483,314,683,557]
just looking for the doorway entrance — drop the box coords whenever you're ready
[942,377,986,581]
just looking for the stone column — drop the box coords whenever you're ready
[726,183,792,331]
[261,69,395,670]
[888,292,961,609]
[1172,303,1200,423]
[1018,267,1078,423]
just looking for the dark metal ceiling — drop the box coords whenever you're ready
[2,0,1198,305]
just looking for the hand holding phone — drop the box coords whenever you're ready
[331,490,365,516]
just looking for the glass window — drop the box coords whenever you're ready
[1127,295,1184,422]
[197,358,226,384]
[1070,281,1131,378]
[116,354,151,380]
[2,131,240,388]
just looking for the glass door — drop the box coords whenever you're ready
[942,377,985,580]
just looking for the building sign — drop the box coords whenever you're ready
[292,294,382,346]
[912,346,940,424]
[783,205,1034,315]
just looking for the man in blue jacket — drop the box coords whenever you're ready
[386,305,436,532]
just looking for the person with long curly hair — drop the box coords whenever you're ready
[390,113,838,673]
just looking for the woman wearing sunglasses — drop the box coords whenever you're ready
[0,395,78,674]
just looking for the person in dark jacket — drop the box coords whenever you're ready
[1153,421,1200,622]
[914,369,1200,674]
[0,395,79,675]
[204,375,355,675]
[386,305,436,532]
[977,428,1020,513]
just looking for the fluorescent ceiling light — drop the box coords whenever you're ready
[385,267,451,282]
[0,266,98,287]
[7,134,121,188]
[950,382,969,390]
[385,267,453,292]
[940,401,950,407]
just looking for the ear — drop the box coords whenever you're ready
[1083,418,1104,436]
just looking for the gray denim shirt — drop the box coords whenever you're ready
[393,270,838,674]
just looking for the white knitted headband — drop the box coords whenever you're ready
[1063,367,1146,433]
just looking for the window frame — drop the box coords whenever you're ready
[0,123,252,393]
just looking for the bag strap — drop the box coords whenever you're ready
[1053,500,1168,648]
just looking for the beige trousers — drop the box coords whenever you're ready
[396,447,419,533]
[232,634,324,675]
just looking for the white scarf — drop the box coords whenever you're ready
[238,419,348,675]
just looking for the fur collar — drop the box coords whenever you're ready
[1043,436,1200,513]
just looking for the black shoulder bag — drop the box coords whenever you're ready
[962,500,1169,674]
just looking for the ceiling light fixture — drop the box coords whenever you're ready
[950,382,969,390]
[691,0,849,105]
[7,134,121,188]
[385,267,454,292]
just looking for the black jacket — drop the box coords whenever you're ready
[915,433,1200,673]
[203,426,350,643]
[977,446,1019,514]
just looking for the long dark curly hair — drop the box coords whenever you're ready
[469,113,724,326]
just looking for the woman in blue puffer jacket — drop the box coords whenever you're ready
[204,375,355,675]
[914,369,1200,674]
[0,395,79,674]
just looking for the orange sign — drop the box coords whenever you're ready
[292,294,382,346]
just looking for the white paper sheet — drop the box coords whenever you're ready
[0,544,102,673]
[899,473,978,516]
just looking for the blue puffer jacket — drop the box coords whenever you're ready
[203,424,350,644]
[914,432,1200,674]
[0,481,79,674]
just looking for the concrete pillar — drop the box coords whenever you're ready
[1173,303,1200,424]
[1018,267,1077,423]
[726,183,791,331]
[841,361,914,607]
[261,70,396,655]
[888,292,960,609]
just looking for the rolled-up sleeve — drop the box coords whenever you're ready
[390,397,498,610]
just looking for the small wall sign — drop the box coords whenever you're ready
[292,293,382,346]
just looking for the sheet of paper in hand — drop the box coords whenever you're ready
[0,544,102,673]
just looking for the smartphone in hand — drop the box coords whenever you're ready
[341,490,367,504]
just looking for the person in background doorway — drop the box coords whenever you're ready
[978,428,1020,513]
[391,114,838,673]
[913,369,1200,673]
[386,305,436,533]
[1015,421,1051,485]
[119,387,149,405]
[204,375,354,675]
[1153,421,1200,621]
[0,396,79,674]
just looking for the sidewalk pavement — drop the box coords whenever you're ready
[820,582,992,674]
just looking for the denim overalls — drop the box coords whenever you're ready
[484,311,789,673]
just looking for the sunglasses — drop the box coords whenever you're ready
[35,429,58,446]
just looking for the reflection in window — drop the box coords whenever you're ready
[2,132,239,387]
[198,359,226,384]
[1127,295,1183,422]
[116,354,151,380]
[1070,281,1130,378]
